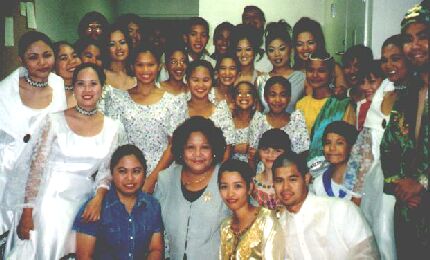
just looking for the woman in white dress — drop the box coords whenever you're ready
[0,31,67,242]
[178,59,235,161]
[8,63,125,259]
[104,45,184,193]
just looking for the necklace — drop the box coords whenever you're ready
[182,169,211,187]
[24,75,48,88]
[64,84,73,91]
[253,175,273,189]
[75,105,97,116]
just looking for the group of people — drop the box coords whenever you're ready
[0,1,428,259]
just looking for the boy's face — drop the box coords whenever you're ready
[274,164,310,213]
[343,58,360,87]
[359,73,382,101]
[185,24,209,57]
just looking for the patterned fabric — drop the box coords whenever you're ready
[308,97,352,165]
[251,176,280,210]
[219,207,284,260]
[231,126,250,162]
[104,88,184,174]
[295,95,329,134]
[248,110,309,154]
[380,87,429,246]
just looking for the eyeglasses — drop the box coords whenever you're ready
[86,23,102,33]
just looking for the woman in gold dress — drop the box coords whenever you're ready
[218,159,284,259]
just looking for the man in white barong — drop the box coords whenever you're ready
[272,152,380,260]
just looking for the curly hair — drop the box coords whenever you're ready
[171,116,226,165]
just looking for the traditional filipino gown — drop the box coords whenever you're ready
[219,207,284,260]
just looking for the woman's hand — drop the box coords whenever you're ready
[82,188,107,222]
[18,208,33,240]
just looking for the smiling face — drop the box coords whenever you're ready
[108,30,129,62]
[128,22,141,48]
[80,44,103,67]
[267,38,291,68]
[183,131,214,174]
[381,44,408,83]
[295,31,317,61]
[343,58,359,87]
[21,40,55,82]
[217,57,238,87]
[166,50,187,82]
[274,164,310,213]
[219,171,250,211]
[73,67,102,110]
[55,44,82,82]
[359,73,383,101]
[259,147,285,170]
[265,83,290,114]
[323,133,351,165]
[112,154,146,198]
[185,24,209,57]
[306,60,331,89]
[132,51,160,85]
[215,29,231,55]
[236,39,255,67]
[188,66,212,100]
[235,83,255,111]
[402,23,429,68]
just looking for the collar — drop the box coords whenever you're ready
[105,185,149,209]
[285,192,313,217]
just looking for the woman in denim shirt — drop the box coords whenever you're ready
[74,144,163,259]
[155,116,230,260]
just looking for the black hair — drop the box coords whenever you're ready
[116,13,143,31]
[263,76,292,99]
[74,38,106,66]
[72,62,106,86]
[77,11,109,39]
[292,17,327,70]
[110,144,147,176]
[242,5,266,23]
[18,31,54,59]
[218,159,255,190]
[357,60,385,85]
[164,43,188,64]
[171,116,226,165]
[213,22,235,41]
[382,34,404,50]
[231,81,257,118]
[215,52,241,72]
[258,128,292,152]
[104,23,133,72]
[231,24,261,59]
[129,42,162,66]
[265,20,292,51]
[186,17,210,36]
[185,59,215,83]
[305,50,336,83]
[272,152,309,177]
[53,41,74,57]
[322,121,358,148]
[341,44,374,69]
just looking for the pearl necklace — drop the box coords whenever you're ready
[75,105,97,116]
[24,75,48,88]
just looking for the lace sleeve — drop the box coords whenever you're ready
[167,96,187,137]
[93,121,125,191]
[248,112,264,149]
[289,110,310,154]
[344,128,374,196]
[213,101,235,145]
[103,88,122,121]
[24,116,55,208]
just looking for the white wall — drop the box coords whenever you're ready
[370,0,420,58]
[199,0,325,53]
